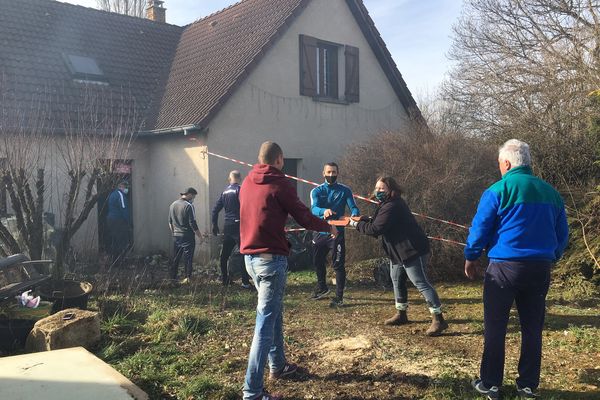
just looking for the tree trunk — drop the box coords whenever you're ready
[54,168,101,277]
[29,168,45,260]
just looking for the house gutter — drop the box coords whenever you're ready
[136,124,206,137]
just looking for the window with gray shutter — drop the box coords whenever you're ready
[299,35,358,103]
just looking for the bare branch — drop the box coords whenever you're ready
[96,0,147,18]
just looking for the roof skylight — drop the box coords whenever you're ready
[63,54,106,82]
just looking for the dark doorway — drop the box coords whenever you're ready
[97,160,133,253]
[282,158,299,192]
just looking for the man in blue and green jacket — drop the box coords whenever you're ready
[465,139,568,400]
[310,162,360,307]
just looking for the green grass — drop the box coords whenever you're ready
[101,311,139,335]
[90,272,600,400]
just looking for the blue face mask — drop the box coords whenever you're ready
[375,191,387,202]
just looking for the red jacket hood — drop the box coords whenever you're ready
[240,163,331,256]
[248,164,285,184]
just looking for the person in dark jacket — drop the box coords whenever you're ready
[240,141,337,400]
[106,180,132,265]
[348,176,448,336]
[212,170,252,288]
[169,187,203,284]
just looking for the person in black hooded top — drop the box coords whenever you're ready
[348,176,448,336]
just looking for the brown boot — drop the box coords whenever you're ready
[426,313,448,336]
[384,310,408,326]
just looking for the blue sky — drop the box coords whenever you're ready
[61,0,463,97]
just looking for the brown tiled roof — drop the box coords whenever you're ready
[0,0,182,133]
[150,0,309,130]
[0,0,422,133]
[152,0,422,130]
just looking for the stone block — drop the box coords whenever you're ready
[25,308,101,352]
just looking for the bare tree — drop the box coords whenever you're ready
[97,0,147,18]
[0,91,53,260]
[0,81,139,279]
[444,0,600,186]
[51,89,138,277]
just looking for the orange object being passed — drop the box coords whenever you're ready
[327,216,352,226]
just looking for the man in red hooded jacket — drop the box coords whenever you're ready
[240,141,336,400]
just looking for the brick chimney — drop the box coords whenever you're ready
[146,0,166,23]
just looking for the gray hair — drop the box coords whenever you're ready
[498,139,531,167]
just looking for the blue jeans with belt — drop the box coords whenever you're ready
[243,254,288,400]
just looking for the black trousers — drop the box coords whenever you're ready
[313,230,346,298]
[220,222,250,285]
[170,234,195,279]
[481,261,551,390]
[107,217,131,265]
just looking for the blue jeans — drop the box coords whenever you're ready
[390,253,442,313]
[243,254,288,400]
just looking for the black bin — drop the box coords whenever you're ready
[39,280,93,313]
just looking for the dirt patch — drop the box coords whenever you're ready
[317,332,474,379]
[319,335,373,363]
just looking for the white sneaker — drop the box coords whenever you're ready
[472,378,499,399]
[517,385,539,398]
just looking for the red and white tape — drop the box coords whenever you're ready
[202,149,469,246]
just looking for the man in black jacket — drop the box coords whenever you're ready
[212,171,252,288]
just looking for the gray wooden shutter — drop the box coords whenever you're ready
[345,45,359,103]
[299,35,318,97]
[328,46,339,98]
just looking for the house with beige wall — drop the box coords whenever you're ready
[0,0,423,261]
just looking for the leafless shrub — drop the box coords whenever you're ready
[341,122,497,280]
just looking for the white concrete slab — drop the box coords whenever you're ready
[0,347,148,400]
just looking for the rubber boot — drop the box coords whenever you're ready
[384,310,409,326]
[426,312,448,336]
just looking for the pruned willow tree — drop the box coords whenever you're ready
[0,84,138,278]
[444,0,600,186]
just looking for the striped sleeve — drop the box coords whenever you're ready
[187,202,199,232]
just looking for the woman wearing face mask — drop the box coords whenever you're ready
[348,176,448,336]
